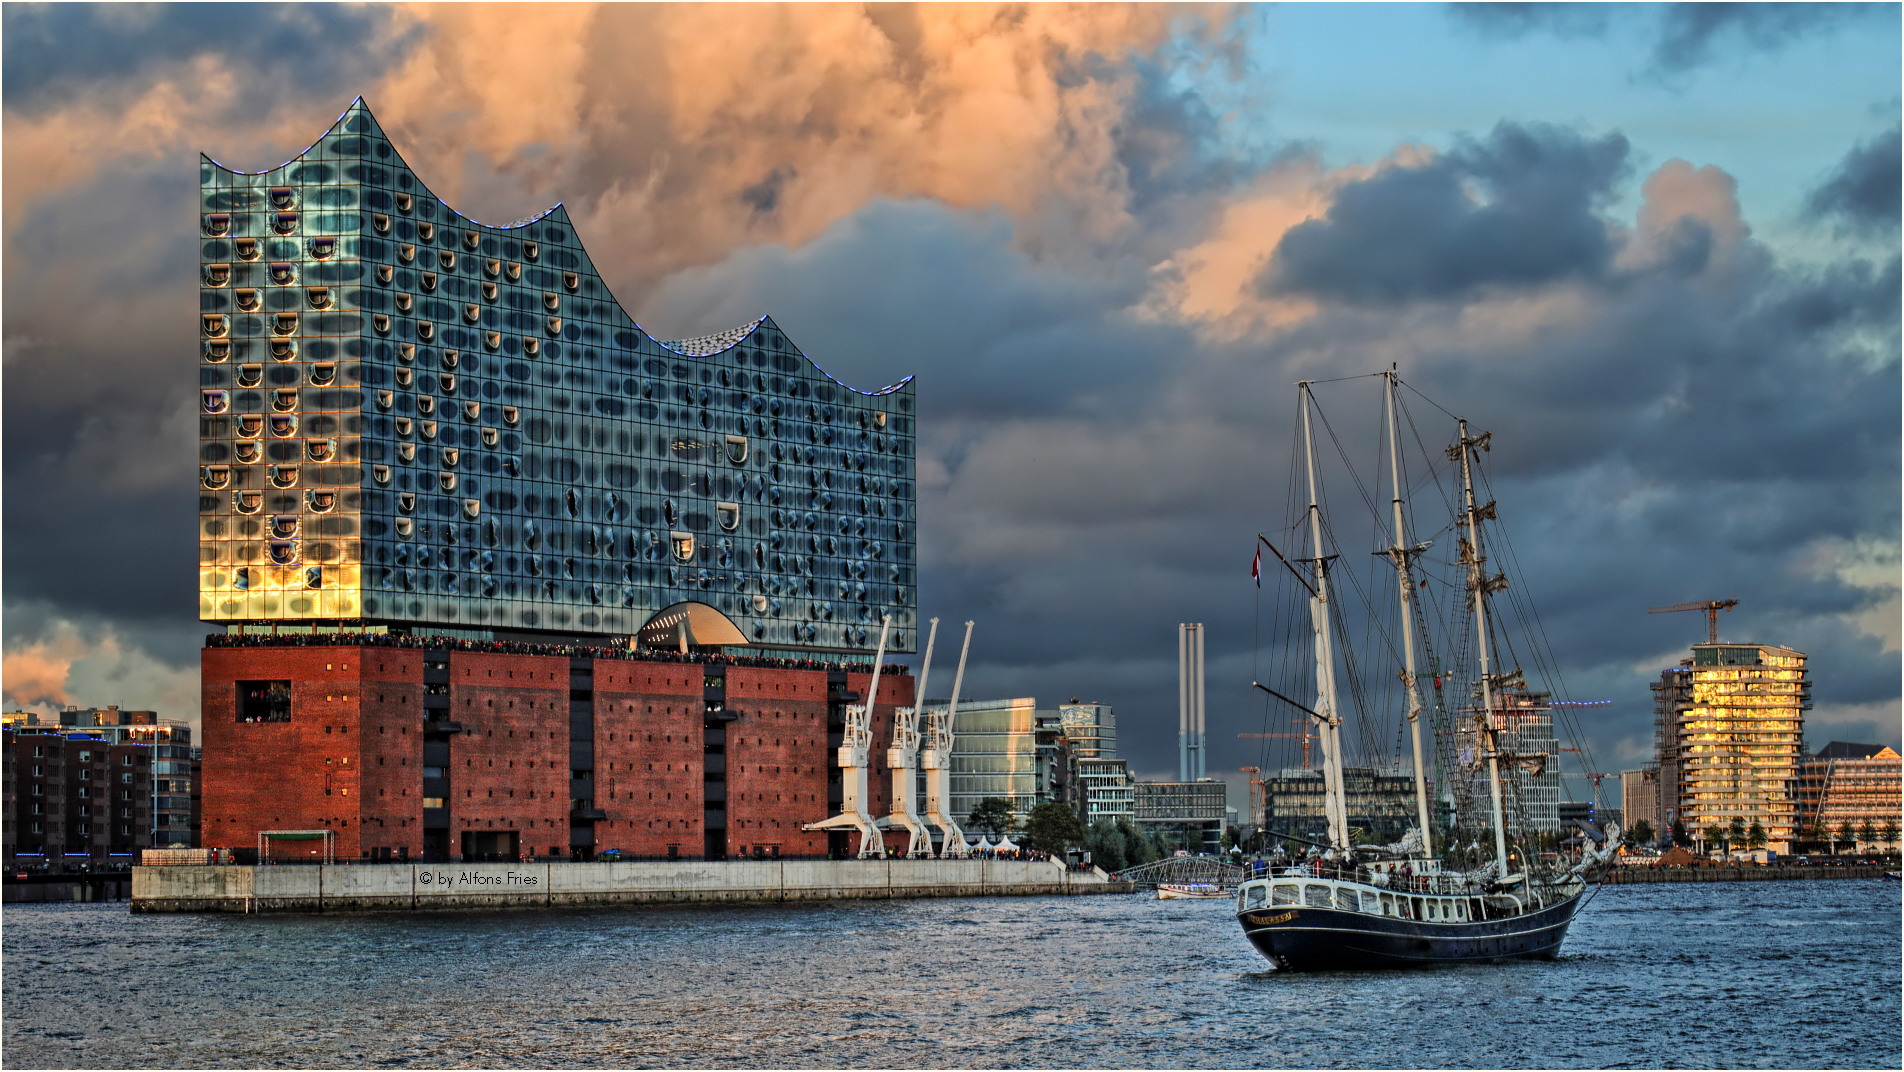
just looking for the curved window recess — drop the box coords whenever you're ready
[664,500,680,526]
[202,465,231,490]
[566,489,580,517]
[272,213,299,236]
[306,490,338,513]
[725,435,749,464]
[501,406,520,425]
[372,465,391,485]
[481,426,498,447]
[269,465,299,489]
[717,502,740,531]
[269,263,296,286]
[375,265,393,285]
[441,374,456,394]
[205,263,231,287]
[503,456,520,477]
[268,335,299,359]
[463,498,482,520]
[417,222,435,242]
[202,314,229,338]
[481,281,498,301]
[463,400,481,420]
[523,241,539,261]
[420,420,438,440]
[399,243,416,264]
[234,238,260,261]
[272,312,299,336]
[305,566,324,590]
[272,388,299,412]
[372,214,391,234]
[306,287,332,310]
[438,250,456,270]
[236,414,265,438]
[463,230,481,251]
[394,367,414,388]
[231,566,252,591]
[375,390,394,411]
[505,261,522,281]
[671,532,696,561]
[441,447,459,468]
[543,292,560,312]
[268,540,300,565]
[395,417,414,437]
[233,492,263,515]
[395,293,413,313]
[396,192,413,213]
[205,214,231,237]
[234,289,261,311]
[563,272,579,291]
[397,442,417,463]
[416,395,436,415]
[269,187,296,210]
[399,492,417,513]
[463,303,481,323]
[204,340,231,362]
[395,517,415,539]
[441,349,459,370]
[484,331,502,351]
[546,316,562,336]
[234,440,262,464]
[372,314,391,334]
[236,364,264,387]
[202,390,230,415]
[484,259,501,279]
[309,363,336,386]
[417,322,435,341]
[398,343,416,363]
[439,472,458,493]
[269,414,298,438]
[307,439,336,462]
[522,337,540,356]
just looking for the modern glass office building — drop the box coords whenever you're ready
[198,99,918,653]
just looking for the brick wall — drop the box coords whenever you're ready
[595,660,704,856]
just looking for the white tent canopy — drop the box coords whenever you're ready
[971,836,995,853]
[994,837,1020,854]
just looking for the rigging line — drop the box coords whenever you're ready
[1295,372,1389,387]
[1398,377,1461,421]
[1256,534,1318,597]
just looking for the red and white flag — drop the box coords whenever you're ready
[1251,545,1261,587]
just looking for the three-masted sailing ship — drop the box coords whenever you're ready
[1234,372,1618,971]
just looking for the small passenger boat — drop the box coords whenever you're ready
[1157,883,1227,899]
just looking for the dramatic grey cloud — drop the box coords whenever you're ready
[1448,2,1885,77]
[1807,125,1902,229]
[1260,123,1630,305]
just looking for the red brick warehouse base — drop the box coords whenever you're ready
[201,642,915,863]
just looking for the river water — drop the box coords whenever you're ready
[5,878,1897,1068]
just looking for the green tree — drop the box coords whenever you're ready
[1703,825,1725,856]
[1747,820,1767,853]
[1858,819,1878,847]
[1834,820,1855,852]
[1083,818,1128,872]
[1727,816,1747,854]
[1629,819,1655,846]
[1220,826,1237,853]
[1670,818,1689,848]
[1880,818,1900,850]
[967,797,1017,838]
[1118,815,1160,867]
[1023,801,1086,855]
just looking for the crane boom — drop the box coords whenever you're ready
[1648,598,1738,644]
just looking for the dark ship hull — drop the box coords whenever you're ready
[1237,886,1585,971]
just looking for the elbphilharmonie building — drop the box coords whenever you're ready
[199,100,919,654]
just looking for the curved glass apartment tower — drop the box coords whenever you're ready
[199,99,918,653]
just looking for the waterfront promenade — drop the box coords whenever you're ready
[131,857,1127,913]
[1603,864,1890,884]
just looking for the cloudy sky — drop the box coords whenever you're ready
[4,3,1897,803]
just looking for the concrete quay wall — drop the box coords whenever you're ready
[1603,865,1890,884]
[131,859,1131,914]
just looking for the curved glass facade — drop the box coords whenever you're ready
[198,99,918,652]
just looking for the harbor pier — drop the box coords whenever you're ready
[131,858,1128,913]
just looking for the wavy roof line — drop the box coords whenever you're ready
[203,98,915,397]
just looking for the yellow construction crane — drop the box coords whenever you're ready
[1648,598,1738,644]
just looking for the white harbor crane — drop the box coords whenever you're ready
[921,620,974,858]
[804,614,892,858]
[878,617,937,858]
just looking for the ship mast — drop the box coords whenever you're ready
[1383,371,1434,858]
[1299,383,1351,851]
[1455,419,1512,878]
